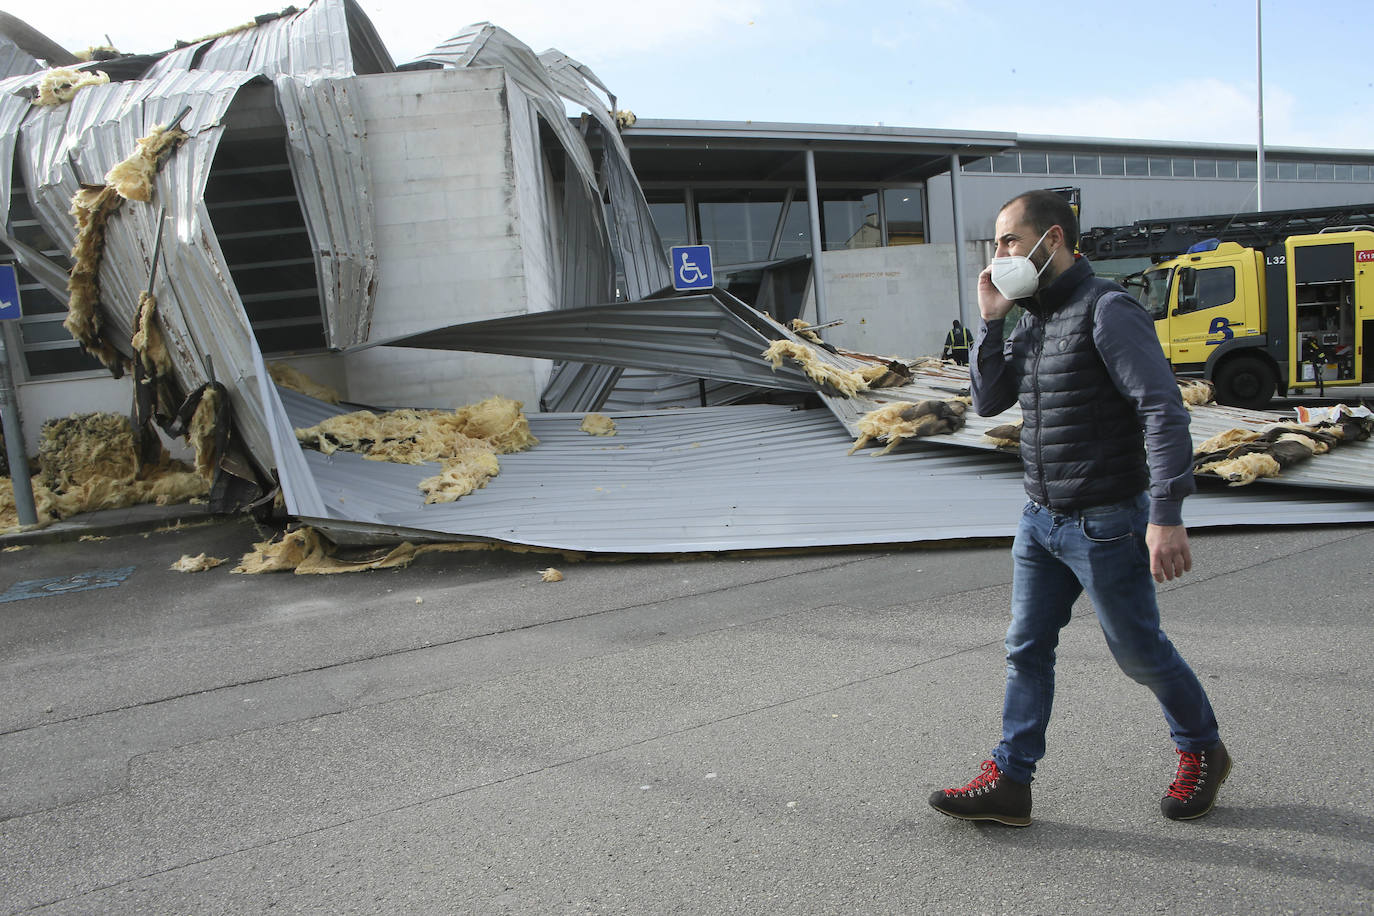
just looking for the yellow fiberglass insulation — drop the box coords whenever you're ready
[983,419,1023,450]
[104,125,188,203]
[295,397,537,464]
[1178,379,1214,407]
[540,567,564,582]
[847,399,968,456]
[21,412,209,527]
[580,413,616,436]
[233,527,442,575]
[65,185,124,371]
[131,291,171,377]
[417,449,502,504]
[762,340,869,398]
[268,363,341,403]
[1197,453,1282,486]
[1194,428,1261,455]
[170,553,226,573]
[35,68,110,106]
[188,387,220,480]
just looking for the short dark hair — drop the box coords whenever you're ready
[1001,189,1078,250]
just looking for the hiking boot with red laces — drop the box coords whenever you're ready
[1161,741,1232,820]
[928,760,1032,827]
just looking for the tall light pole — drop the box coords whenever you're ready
[1256,0,1265,211]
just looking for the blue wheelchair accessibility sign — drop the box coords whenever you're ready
[0,264,21,321]
[670,245,714,291]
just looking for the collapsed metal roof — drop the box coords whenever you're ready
[4,3,1373,553]
[278,388,1374,553]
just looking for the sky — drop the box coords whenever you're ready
[17,0,1374,150]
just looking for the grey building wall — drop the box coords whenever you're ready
[928,171,1374,243]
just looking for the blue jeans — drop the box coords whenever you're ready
[992,493,1220,784]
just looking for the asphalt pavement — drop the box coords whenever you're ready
[1,507,1372,915]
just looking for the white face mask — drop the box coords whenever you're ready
[990,228,1054,300]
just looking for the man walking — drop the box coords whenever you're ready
[928,190,1229,827]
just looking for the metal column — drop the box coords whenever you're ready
[949,152,970,326]
[804,148,827,324]
[0,325,37,526]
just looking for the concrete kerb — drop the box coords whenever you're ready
[0,502,216,549]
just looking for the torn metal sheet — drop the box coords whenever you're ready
[273,74,376,348]
[274,388,1374,552]
[367,292,816,393]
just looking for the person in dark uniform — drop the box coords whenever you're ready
[941,319,973,364]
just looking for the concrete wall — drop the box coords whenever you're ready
[804,244,962,360]
[341,67,551,410]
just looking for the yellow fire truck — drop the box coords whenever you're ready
[1080,204,1374,408]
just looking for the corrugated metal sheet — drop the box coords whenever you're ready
[366,292,815,392]
[272,389,1374,552]
[0,36,38,83]
[800,343,1374,495]
[274,74,376,348]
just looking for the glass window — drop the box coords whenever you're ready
[1278,161,1298,180]
[1239,160,1257,180]
[992,153,1020,173]
[1125,156,1148,176]
[1074,155,1100,175]
[883,189,925,246]
[1334,164,1353,181]
[695,190,786,265]
[1315,163,1334,180]
[1020,153,1048,174]
[1217,160,1238,179]
[774,196,812,259]
[1297,162,1315,180]
[1149,157,1171,176]
[1142,266,1174,320]
[646,194,690,252]
[1355,165,1371,182]
[1179,266,1236,313]
[1048,153,1074,174]
[1194,159,1217,178]
[961,157,992,173]
[1265,162,1278,179]
[1172,159,1194,177]
[1100,155,1125,176]
[821,190,881,251]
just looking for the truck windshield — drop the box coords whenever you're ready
[1141,267,1173,320]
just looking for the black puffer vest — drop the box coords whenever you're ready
[1010,258,1148,511]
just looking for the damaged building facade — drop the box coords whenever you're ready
[3,1,1374,551]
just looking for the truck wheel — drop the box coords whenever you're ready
[1213,356,1276,409]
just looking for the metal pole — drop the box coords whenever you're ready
[804,148,827,324]
[1256,0,1265,211]
[0,326,38,526]
[949,152,970,326]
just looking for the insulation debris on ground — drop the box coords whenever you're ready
[232,525,483,575]
[1193,414,1374,485]
[0,413,209,533]
[170,553,226,572]
[268,363,341,404]
[104,125,188,203]
[579,414,616,436]
[847,399,969,456]
[295,397,537,503]
[762,340,870,398]
[540,567,564,582]
[35,68,110,106]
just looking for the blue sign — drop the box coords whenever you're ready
[670,245,714,291]
[0,264,20,321]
